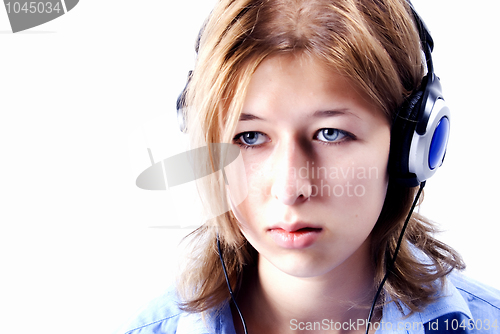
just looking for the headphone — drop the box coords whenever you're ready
[388,3,450,187]
[176,27,202,134]
[175,2,450,189]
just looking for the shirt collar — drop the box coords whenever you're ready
[377,276,473,334]
[175,278,471,334]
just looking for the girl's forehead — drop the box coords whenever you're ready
[240,53,387,123]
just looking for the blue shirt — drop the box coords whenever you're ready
[122,273,500,333]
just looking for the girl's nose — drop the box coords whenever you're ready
[270,140,313,205]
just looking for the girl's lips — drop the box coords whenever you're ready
[268,227,323,249]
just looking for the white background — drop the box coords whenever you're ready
[0,1,498,333]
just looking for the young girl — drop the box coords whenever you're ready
[124,0,500,333]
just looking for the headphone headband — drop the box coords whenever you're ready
[407,0,434,73]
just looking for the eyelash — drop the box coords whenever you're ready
[232,129,355,149]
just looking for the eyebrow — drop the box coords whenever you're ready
[239,109,357,121]
[239,113,264,121]
[311,109,359,118]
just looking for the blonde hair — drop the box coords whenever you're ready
[177,0,464,316]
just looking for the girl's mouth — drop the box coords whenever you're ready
[268,227,323,249]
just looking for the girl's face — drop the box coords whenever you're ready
[228,54,391,278]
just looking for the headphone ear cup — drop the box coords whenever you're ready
[176,71,193,133]
[389,90,423,187]
[177,24,205,134]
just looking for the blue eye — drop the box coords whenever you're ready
[316,128,348,143]
[234,131,268,148]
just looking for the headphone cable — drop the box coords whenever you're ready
[217,234,249,334]
[364,181,426,334]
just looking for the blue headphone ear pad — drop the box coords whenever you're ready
[388,90,423,187]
